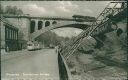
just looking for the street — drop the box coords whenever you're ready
[1,49,60,80]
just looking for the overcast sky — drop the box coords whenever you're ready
[1,1,112,37]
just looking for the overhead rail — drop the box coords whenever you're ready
[60,1,127,60]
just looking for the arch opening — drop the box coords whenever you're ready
[38,21,43,30]
[32,23,90,40]
[52,21,57,25]
[30,20,35,33]
[45,21,50,27]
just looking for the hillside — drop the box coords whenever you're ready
[67,27,127,79]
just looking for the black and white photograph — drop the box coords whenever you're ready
[0,0,127,80]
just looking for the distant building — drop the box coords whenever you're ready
[1,16,19,52]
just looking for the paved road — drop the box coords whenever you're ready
[1,49,60,80]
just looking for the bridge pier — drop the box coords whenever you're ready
[35,20,38,32]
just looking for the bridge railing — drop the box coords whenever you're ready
[57,48,73,80]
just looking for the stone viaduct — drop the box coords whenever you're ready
[4,15,92,41]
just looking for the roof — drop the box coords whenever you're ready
[0,15,19,30]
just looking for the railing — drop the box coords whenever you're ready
[57,49,72,80]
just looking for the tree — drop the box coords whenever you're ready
[35,31,70,47]
[4,6,23,15]
[5,6,13,14]
[17,9,23,15]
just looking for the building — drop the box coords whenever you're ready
[1,16,19,52]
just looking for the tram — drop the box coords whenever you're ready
[27,41,41,51]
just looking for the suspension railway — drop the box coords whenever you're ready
[60,1,127,61]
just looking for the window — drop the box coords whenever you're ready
[5,27,7,39]
[16,31,18,40]
[12,29,14,39]
[28,44,32,46]
[14,31,16,40]
[11,29,13,39]
[8,29,10,39]
[10,29,13,39]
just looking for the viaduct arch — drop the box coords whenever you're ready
[29,20,91,40]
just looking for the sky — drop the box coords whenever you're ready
[1,1,112,37]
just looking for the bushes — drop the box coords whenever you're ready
[68,61,75,68]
